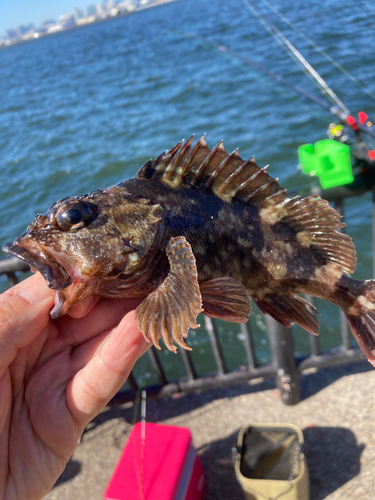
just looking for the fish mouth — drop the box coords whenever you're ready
[3,240,73,290]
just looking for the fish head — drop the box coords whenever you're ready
[3,185,165,317]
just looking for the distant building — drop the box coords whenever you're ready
[6,28,17,40]
[74,8,85,20]
[46,24,64,34]
[59,13,76,28]
[96,3,108,17]
[37,19,56,33]
[17,23,35,37]
[0,0,174,49]
[86,5,97,17]
[41,19,57,27]
[0,37,8,47]
[117,0,137,12]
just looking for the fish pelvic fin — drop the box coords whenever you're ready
[344,279,375,366]
[253,293,320,335]
[135,236,203,352]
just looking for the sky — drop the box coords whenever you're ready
[0,0,93,36]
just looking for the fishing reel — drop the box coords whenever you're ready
[343,111,375,164]
[298,111,375,192]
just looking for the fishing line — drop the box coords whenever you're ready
[167,30,328,121]
[241,0,351,117]
[259,0,375,103]
[167,29,375,142]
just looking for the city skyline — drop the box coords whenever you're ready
[0,0,95,38]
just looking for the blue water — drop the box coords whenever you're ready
[1,0,375,384]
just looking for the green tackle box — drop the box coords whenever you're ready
[298,139,353,189]
[235,422,309,500]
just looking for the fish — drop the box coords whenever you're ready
[3,136,375,364]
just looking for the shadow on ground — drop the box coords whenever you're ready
[191,426,364,500]
[84,359,372,437]
[84,377,276,436]
[299,359,372,400]
[198,430,244,500]
[53,459,81,487]
[304,426,364,500]
[78,363,366,499]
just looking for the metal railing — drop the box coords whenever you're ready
[0,185,371,406]
[0,256,30,286]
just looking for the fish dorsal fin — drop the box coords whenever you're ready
[136,136,288,206]
[137,137,356,275]
[260,195,357,275]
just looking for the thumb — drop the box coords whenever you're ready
[0,273,55,374]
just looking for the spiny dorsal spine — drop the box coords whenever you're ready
[136,136,356,276]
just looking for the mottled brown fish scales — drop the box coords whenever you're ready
[4,136,375,364]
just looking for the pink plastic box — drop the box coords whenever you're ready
[104,423,206,500]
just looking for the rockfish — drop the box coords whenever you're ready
[4,137,375,365]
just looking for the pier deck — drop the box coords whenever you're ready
[45,360,375,500]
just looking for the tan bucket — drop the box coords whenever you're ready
[235,423,309,500]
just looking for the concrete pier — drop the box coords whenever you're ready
[45,360,375,500]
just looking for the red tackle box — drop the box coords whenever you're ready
[104,423,206,500]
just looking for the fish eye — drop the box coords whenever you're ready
[55,199,93,231]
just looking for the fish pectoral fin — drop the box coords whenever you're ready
[253,293,320,335]
[135,236,203,352]
[200,277,251,323]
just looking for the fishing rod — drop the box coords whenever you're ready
[241,0,375,141]
[175,32,348,119]
[171,29,375,196]
[171,0,375,194]
[173,30,375,145]
[242,0,350,116]
[239,0,375,194]
[259,0,375,103]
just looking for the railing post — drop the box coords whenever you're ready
[180,349,197,381]
[148,346,167,386]
[240,321,257,370]
[204,316,227,375]
[266,317,301,405]
[335,198,352,350]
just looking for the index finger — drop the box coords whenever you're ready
[56,296,143,347]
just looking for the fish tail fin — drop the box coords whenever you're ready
[345,279,375,367]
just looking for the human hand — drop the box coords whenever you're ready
[0,273,149,500]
